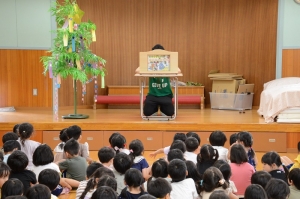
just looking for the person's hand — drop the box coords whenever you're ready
[149,152,157,158]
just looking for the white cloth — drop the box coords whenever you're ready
[229,180,238,193]
[31,162,60,180]
[54,142,65,153]
[76,180,96,199]
[3,154,10,163]
[120,148,130,155]
[212,146,229,162]
[184,152,197,164]
[17,138,41,170]
[170,178,200,199]
[163,146,171,155]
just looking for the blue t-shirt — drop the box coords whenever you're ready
[131,156,149,172]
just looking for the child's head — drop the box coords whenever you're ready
[33,144,54,166]
[265,178,290,199]
[209,131,227,147]
[186,160,201,182]
[237,131,253,147]
[151,158,169,178]
[86,162,103,179]
[91,186,118,199]
[201,167,228,192]
[173,133,186,142]
[208,190,229,199]
[113,152,132,174]
[97,175,117,191]
[66,125,82,140]
[244,184,267,199]
[197,144,219,163]
[229,133,237,146]
[3,140,21,153]
[0,162,10,188]
[2,132,18,145]
[1,178,23,199]
[129,139,144,158]
[170,140,186,153]
[98,146,115,164]
[25,184,51,199]
[111,134,126,153]
[251,171,272,189]
[138,195,156,199]
[230,143,248,164]
[18,122,34,145]
[186,132,201,145]
[168,159,187,182]
[288,168,300,190]
[64,138,79,157]
[5,196,27,199]
[152,44,165,50]
[261,151,287,172]
[124,168,144,188]
[213,160,231,182]
[167,149,185,162]
[12,124,20,135]
[185,137,199,152]
[109,132,121,146]
[38,169,60,191]
[7,150,28,172]
[147,177,172,198]
[58,128,69,150]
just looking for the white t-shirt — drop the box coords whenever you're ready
[31,162,60,180]
[17,138,41,170]
[163,146,170,155]
[212,146,228,162]
[184,152,197,164]
[170,178,200,199]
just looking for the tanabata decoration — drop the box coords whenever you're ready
[40,0,106,119]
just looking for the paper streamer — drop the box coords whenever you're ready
[68,16,73,32]
[94,76,98,102]
[62,19,69,29]
[72,37,75,52]
[91,30,96,42]
[76,59,81,70]
[54,76,59,121]
[80,36,84,49]
[63,34,68,46]
[49,62,53,78]
[82,83,86,103]
[101,71,105,88]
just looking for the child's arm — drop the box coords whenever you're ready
[228,192,239,199]
[60,177,79,189]
[149,148,164,158]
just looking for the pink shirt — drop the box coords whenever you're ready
[230,162,255,195]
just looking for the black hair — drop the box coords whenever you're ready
[230,144,248,164]
[129,139,144,160]
[7,150,28,172]
[58,128,69,150]
[98,146,115,163]
[86,162,103,179]
[173,133,187,142]
[265,178,290,199]
[2,132,18,144]
[186,160,201,193]
[91,186,118,199]
[298,141,300,152]
[168,159,187,182]
[1,178,24,199]
[237,131,255,159]
[38,169,60,191]
[18,123,34,146]
[151,158,169,179]
[137,194,156,199]
[111,134,126,153]
[261,151,289,178]
[80,167,115,199]
[152,44,165,50]
[12,124,20,134]
[167,149,185,162]
[97,175,117,191]
[229,133,237,146]
[209,190,230,199]
[0,151,3,161]
[288,168,300,190]
[185,137,199,152]
[251,171,272,189]
[113,152,132,174]
[200,167,228,193]
[197,144,219,163]
[0,162,11,179]
[33,144,54,166]
[25,184,51,199]
[3,140,21,153]
[64,138,79,156]
[5,196,27,199]
[124,168,144,187]
[186,132,201,145]
[147,177,172,198]
[66,125,82,140]
[213,160,231,183]
[109,132,121,146]
[244,184,268,199]
[170,140,186,153]
[209,131,227,146]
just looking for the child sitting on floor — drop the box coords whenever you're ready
[98,146,115,170]
[1,178,24,199]
[244,184,268,199]
[53,128,69,163]
[185,137,199,164]
[288,168,300,199]
[38,169,60,199]
[251,170,272,189]
[129,139,149,179]
[197,144,219,175]
[113,152,132,194]
[209,130,228,162]
[0,162,11,192]
[2,132,18,145]
[3,140,20,163]
[147,177,172,199]
[25,184,51,199]
[111,133,130,155]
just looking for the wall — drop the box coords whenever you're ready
[0,0,278,107]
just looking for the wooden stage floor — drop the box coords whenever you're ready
[0,107,300,132]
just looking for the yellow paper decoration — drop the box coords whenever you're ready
[91,30,96,42]
[68,15,73,33]
[68,47,72,53]
[63,34,68,46]
[76,59,82,70]
[73,4,84,24]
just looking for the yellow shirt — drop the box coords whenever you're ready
[289,154,300,171]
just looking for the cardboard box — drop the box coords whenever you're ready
[212,79,246,93]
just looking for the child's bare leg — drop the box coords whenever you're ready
[281,156,293,165]
[60,178,79,188]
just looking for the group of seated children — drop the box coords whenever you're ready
[0,123,300,199]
